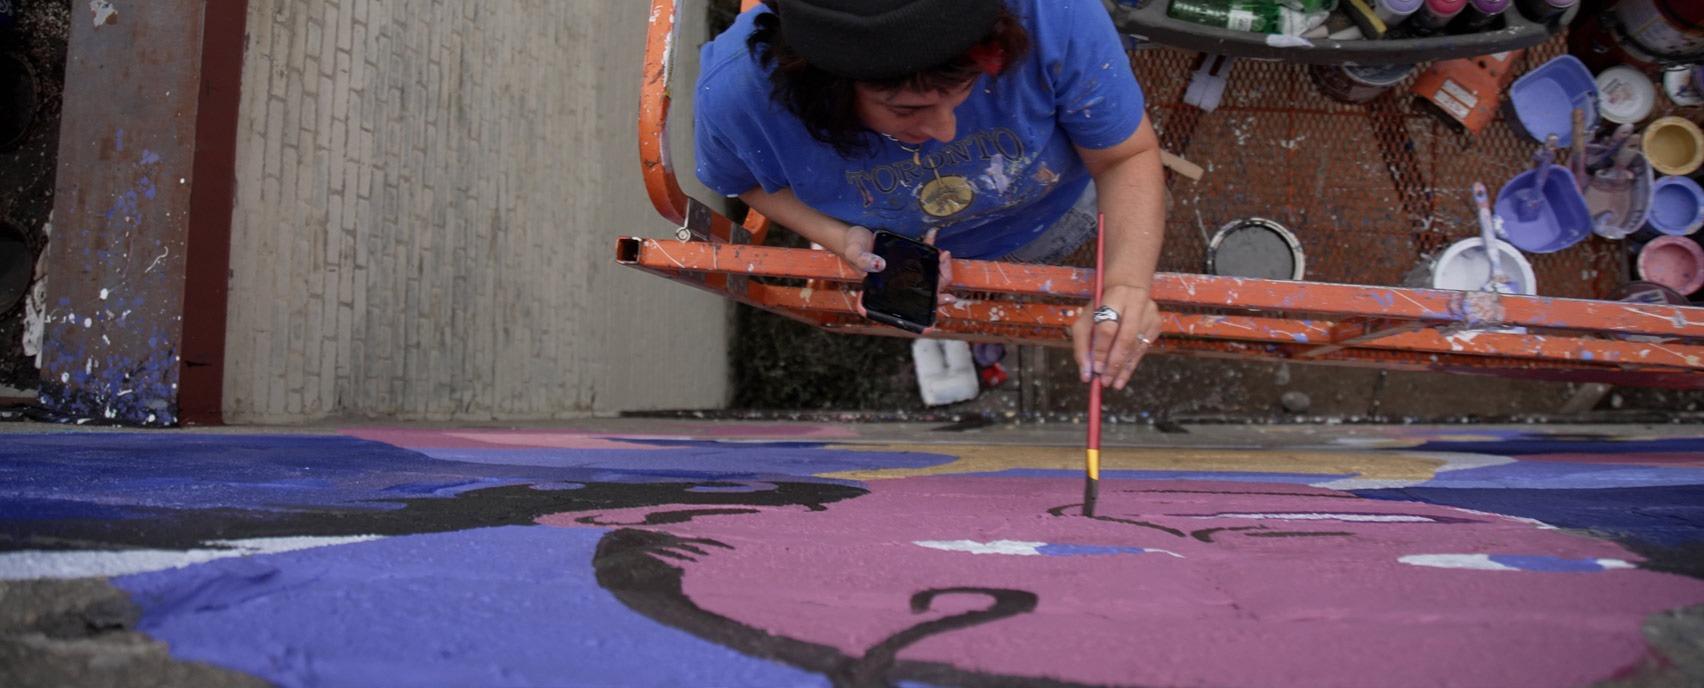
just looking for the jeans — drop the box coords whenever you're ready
[999,185,1099,265]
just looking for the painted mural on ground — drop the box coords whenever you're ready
[1,427,1702,687]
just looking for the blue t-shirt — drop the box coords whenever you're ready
[693,0,1146,260]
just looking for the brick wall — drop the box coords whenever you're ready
[224,0,729,422]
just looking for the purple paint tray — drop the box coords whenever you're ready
[1494,165,1593,253]
[1507,55,1599,143]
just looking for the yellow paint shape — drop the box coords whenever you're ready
[822,444,1445,483]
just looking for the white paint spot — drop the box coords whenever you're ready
[1266,35,1312,48]
[915,539,1046,556]
[0,535,385,580]
[89,0,116,27]
[1400,554,1518,571]
[99,288,108,300]
[82,317,92,328]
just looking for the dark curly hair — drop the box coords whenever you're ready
[747,1,1031,158]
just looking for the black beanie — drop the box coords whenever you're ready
[777,0,1002,81]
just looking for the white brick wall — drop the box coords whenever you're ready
[225,0,730,422]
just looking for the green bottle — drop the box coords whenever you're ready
[1168,0,1327,34]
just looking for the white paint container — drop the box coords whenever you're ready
[1207,218,1306,280]
[1595,66,1656,124]
[912,338,979,407]
[1431,237,1537,295]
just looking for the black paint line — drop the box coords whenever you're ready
[1190,526,1262,543]
[593,528,1100,688]
[1047,504,1187,538]
[575,508,764,527]
[1120,489,1360,500]
[1242,531,1354,538]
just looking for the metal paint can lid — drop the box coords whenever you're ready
[1596,66,1657,123]
[1206,218,1306,281]
[1345,62,1416,86]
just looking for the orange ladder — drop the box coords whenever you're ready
[619,0,1704,390]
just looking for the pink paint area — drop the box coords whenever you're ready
[1637,236,1704,295]
[1424,0,1468,13]
[543,476,1704,687]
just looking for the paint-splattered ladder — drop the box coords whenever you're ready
[619,0,1704,390]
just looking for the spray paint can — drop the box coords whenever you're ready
[1375,0,1423,27]
[1453,0,1510,32]
[1514,0,1575,23]
[1405,0,1467,36]
[1615,0,1704,60]
[1310,62,1416,103]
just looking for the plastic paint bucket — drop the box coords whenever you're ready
[1595,66,1656,124]
[1615,0,1704,59]
[1310,63,1415,103]
[1495,165,1594,253]
[1431,237,1537,295]
[1207,218,1306,281]
[1644,175,1704,236]
[1637,236,1704,295]
[0,219,30,315]
[1642,116,1704,175]
[1584,148,1654,240]
[1506,55,1600,143]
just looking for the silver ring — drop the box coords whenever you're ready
[1092,306,1120,324]
[1137,335,1154,345]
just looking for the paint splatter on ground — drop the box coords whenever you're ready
[2,424,1702,687]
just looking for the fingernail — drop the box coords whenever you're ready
[1079,366,1090,382]
[943,294,956,303]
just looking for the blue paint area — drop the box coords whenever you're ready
[1036,543,1153,556]
[0,434,934,519]
[1406,460,1704,489]
[1409,437,1704,456]
[960,468,1350,484]
[1357,485,1704,547]
[115,527,828,688]
[1488,555,1618,572]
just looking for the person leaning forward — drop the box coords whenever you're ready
[694,0,1166,389]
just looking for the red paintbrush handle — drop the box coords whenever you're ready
[1088,213,1106,451]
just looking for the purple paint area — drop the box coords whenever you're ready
[1035,543,1153,556]
[0,434,937,520]
[1490,555,1620,572]
[538,476,1704,687]
[114,526,825,687]
[1411,437,1704,455]
[1406,459,1704,489]
[1358,485,1704,547]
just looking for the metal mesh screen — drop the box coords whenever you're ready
[1135,35,1691,300]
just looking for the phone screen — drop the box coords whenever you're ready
[861,231,940,333]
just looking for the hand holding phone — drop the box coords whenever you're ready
[860,230,941,334]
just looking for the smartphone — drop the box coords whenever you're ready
[861,230,940,334]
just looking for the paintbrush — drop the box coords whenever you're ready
[1084,213,1106,517]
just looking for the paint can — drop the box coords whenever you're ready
[1642,175,1704,236]
[1452,0,1510,32]
[1641,116,1704,176]
[1594,66,1656,125]
[1636,235,1704,295]
[1661,65,1704,106]
[1206,218,1306,281]
[0,51,37,153]
[1375,0,1423,28]
[1309,62,1415,103]
[1614,0,1704,60]
[1404,0,1467,35]
[1431,237,1537,295]
[0,218,30,316]
[1514,0,1574,23]
[1612,280,1689,306]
